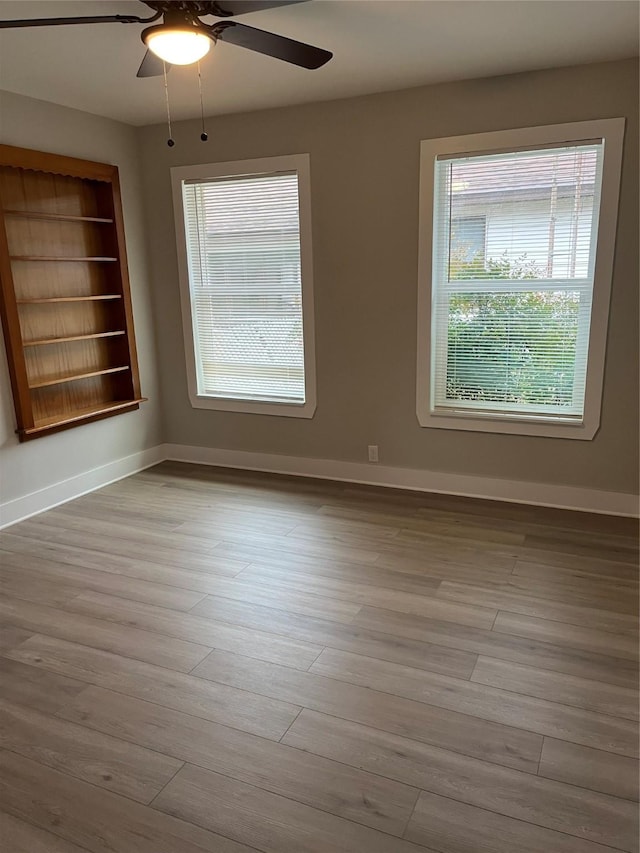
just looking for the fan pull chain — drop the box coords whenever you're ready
[197,61,208,142]
[164,62,175,147]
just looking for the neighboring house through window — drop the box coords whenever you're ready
[171,154,316,417]
[417,119,625,439]
[451,215,486,264]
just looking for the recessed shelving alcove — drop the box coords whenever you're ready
[0,145,145,441]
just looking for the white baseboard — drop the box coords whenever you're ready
[2,441,636,527]
[0,445,166,530]
[163,443,639,518]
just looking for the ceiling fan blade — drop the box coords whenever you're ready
[0,13,158,30]
[214,21,331,69]
[136,51,171,78]
[208,1,309,17]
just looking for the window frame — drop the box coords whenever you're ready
[171,153,317,418]
[416,119,625,440]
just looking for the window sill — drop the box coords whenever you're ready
[190,393,316,419]
[416,406,598,439]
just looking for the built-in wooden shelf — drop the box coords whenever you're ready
[24,330,126,347]
[4,209,114,224]
[29,365,130,390]
[10,256,119,262]
[0,144,144,440]
[17,295,122,304]
[20,398,146,439]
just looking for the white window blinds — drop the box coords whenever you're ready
[181,171,306,404]
[431,142,604,420]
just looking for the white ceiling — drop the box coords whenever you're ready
[0,1,638,126]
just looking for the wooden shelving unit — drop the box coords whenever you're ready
[0,144,145,441]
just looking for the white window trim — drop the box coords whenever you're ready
[171,154,317,418]
[416,118,625,440]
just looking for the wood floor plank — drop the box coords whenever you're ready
[6,520,235,576]
[0,624,32,652]
[191,594,478,679]
[68,567,361,624]
[0,750,258,853]
[436,580,639,636]
[353,606,639,688]
[520,533,639,567]
[0,551,208,612]
[477,572,639,615]
[1,550,265,603]
[215,539,514,586]
[191,648,543,772]
[289,514,404,541]
[514,553,640,583]
[399,517,526,546]
[372,535,518,574]
[186,522,384,566]
[210,538,448,596]
[172,573,363,623]
[33,508,223,556]
[102,479,318,524]
[0,595,212,673]
[224,551,444,598]
[0,811,92,853]
[65,591,324,670]
[283,520,406,551]
[0,530,248,579]
[28,497,182,532]
[58,685,419,836]
[6,634,301,740]
[152,762,432,853]
[0,658,86,715]
[539,738,639,803]
[310,648,638,757]
[538,738,640,802]
[0,698,182,804]
[513,557,639,593]
[493,611,639,661]
[1,565,79,608]
[405,789,627,853]
[471,656,639,721]
[317,501,525,544]
[237,563,497,628]
[394,523,525,552]
[5,514,225,570]
[156,503,303,536]
[282,709,636,847]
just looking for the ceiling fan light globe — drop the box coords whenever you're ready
[143,28,211,65]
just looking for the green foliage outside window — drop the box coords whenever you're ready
[445,250,580,407]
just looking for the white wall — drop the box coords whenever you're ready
[0,91,163,516]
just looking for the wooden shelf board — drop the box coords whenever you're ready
[29,365,130,390]
[24,330,126,347]
[21,398,147,436]
[3,209,113,224]
[10,256,118,262]
[17,295,122,304]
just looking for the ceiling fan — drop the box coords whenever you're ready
[0,1,333,78]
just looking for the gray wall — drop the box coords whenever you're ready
[139,58,639,496]
[0,91,163,504]
[2,59,637,506]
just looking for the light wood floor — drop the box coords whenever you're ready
[0,461,638,853]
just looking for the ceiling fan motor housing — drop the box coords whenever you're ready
[141,2,236,18]
[140,5,218,57]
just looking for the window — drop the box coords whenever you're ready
[417,119,625,439]
[171,154,316,417]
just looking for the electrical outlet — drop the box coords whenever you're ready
[368,445,379,463]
